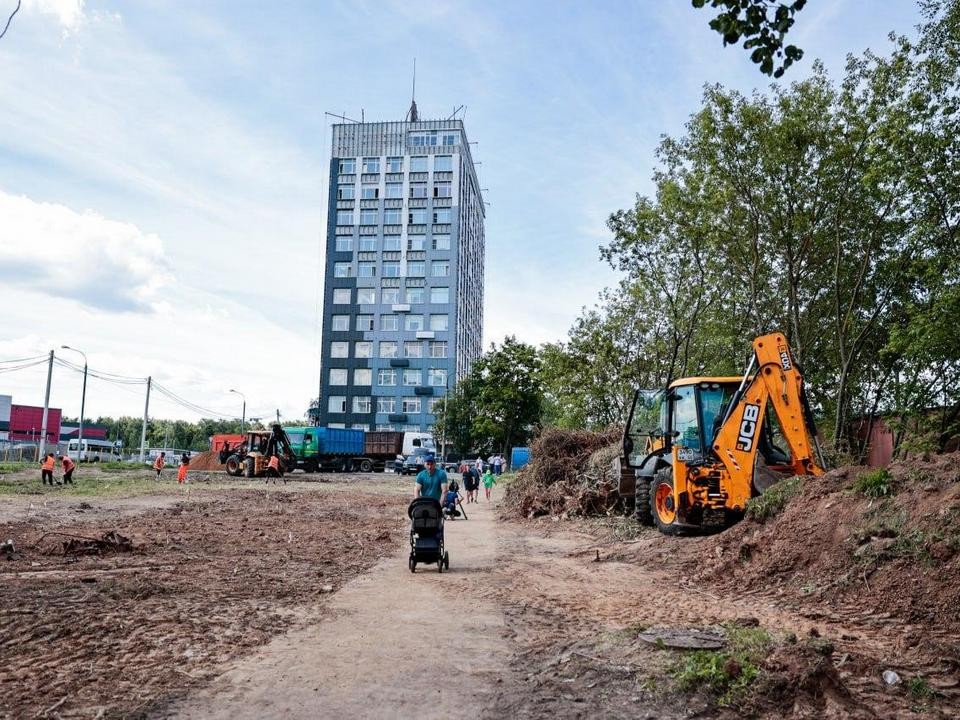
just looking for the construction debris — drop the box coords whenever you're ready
[502,426,623,518]
[61,531,133,556]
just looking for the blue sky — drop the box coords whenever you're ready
[0,0,922,423]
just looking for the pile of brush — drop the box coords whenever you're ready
[502,426,625,519]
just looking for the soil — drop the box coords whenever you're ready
[2,457,958,719]
[185,450,225,472]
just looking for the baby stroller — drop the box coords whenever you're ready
[407,497,450,573]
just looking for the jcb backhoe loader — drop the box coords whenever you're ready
[620,332,826,535]
[222,423,297,479]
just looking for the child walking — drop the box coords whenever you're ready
[482,468,496,501]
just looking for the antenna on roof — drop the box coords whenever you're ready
[447,104,464,121]
[406,58,419,122]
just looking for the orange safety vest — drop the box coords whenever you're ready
[41,456,55,471]
[61,457,75,472]
[153,456,165,470]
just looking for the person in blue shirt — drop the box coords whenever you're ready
[442,479,463,518]
[415,455,448,502]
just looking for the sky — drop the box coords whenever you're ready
[0,0,923,425]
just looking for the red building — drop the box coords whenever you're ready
[9,404,62,445]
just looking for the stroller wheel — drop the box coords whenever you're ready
[443,551,450,570]
[408,554,416,573]
[437,557,443,573]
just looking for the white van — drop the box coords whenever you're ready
[67,439,122,462]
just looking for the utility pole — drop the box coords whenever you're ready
[38,350,54,459]
[139,376,151,462]
[276,408,280,424]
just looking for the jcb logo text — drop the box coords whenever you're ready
[737,404,761,452]
[778,345,792,370]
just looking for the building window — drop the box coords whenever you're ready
[406,287,424,304]
[429,341,448,358]
[403,369,422,386]
[379,340,398,358]
[404,341,422,358]
[355,341,373,358]
[442,133,458,146]
[382,288,400,304]
[381,314,399,331]
[362,157,380,173]
[353,396,372,413]
[383,262,401,277]
[358,236,377,251]
[357,288,376,304]
[330,341,348,358]
[387,156,403,172]
[360,209,378,225]
[335,237,353,252]
[383,236,401,251]
[432,235,451,250]
[358,262,376,277]
[410,183,428,199]
[338,158,356,174]
[405,314,424,331]
[406,261,425,277]
[428,368,447,387]
[409,208,427,224]
[433,182,452,198]
[337,184,355,200]
[336,210,354,225]
[432,261,449,277]
[410,156,428,172]
[361,185,379,200]
[407,236,425,251]
[354,369,372,386]
[430,287,449,304]
[356,314,374,331]
[402,397,421,414]
[428,398,443,414]
[377,397,396,413]
[328,396,346,413]
[429,315,448,331]
[383,208,401,225]
[378,368,397,386]
[433,208,452,224]
[385,182,402,199]
[329,368,347,386]
[434,155,453,171]
[331,315,350,331]
[333,288,351,304]
[351,423,370,431]
[334,262,352,278]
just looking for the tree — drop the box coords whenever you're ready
[692,0,806,77]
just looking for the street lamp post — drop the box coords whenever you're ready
[61,346,88,462]
[229,389,246,435]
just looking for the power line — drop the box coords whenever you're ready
[151,382,235,419]
[0,0,20,41]
[0,358,48,374]
[0,354,47,364]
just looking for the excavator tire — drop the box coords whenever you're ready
[634,475,654,526]
[225,455,242,477]
[244,457,255,478]
[650,468,686,536]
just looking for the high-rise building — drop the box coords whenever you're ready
[316,114,485,433]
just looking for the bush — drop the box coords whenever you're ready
[853,468,893,498]
[745,477,802,522]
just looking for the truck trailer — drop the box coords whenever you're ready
[282,427,432,473]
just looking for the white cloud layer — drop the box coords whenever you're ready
[23,0,84,33]
[0,191,171,312]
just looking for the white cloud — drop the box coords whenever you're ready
[0,191,171,312]
[23,0,84,34]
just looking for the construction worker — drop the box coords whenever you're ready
[59,454,76,485]
[177,453,189,484]
[40,453,56,486]
[153,452,166,478]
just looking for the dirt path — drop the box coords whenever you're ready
[170,495,512,719]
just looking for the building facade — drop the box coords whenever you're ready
[317,118,485,432]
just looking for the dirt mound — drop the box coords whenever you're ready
[188,449,226,471]
[502,426,623,518]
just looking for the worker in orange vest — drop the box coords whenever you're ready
[153,452,166,478]
[177,453,189,484]
[40,453,56,486]
[59,454,76,485]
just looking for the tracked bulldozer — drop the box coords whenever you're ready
[619,332,826,535]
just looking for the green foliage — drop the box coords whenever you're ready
[908,675,934,700]
[435,337,543,455]
[668,625,771,705]
[852,469,893,498]
[692,0,807,77]
[745,476,802,521]
[0,462,30,473]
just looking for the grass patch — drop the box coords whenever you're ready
[99,461,148,473]
[668,625,772,706]
[852,468,893,498]
[0,472,165,497]
[908,676,934,700]
[0,462,32,473]
[745,477,802,522]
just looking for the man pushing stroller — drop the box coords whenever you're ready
[408,455,451,573]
